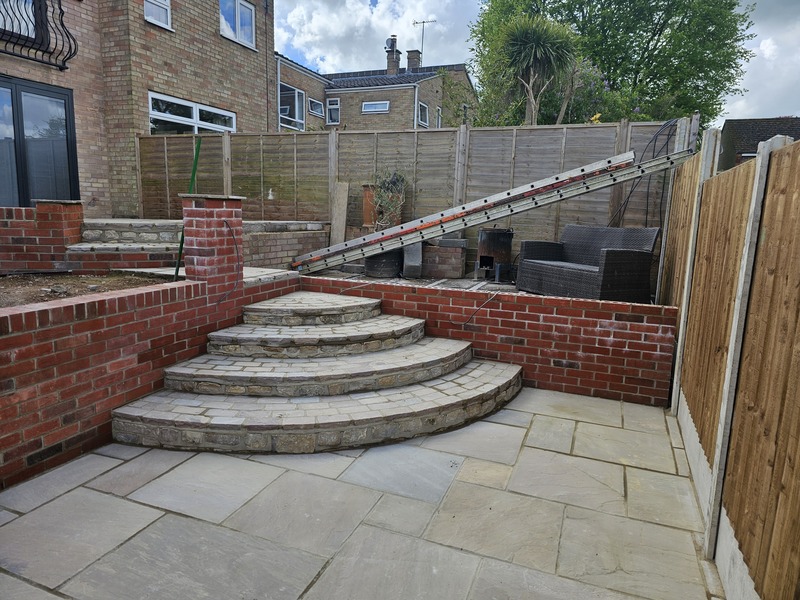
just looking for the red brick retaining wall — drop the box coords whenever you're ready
[302,277,677,407]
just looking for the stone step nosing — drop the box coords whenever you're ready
[164,345,473,397]
[112,363,522,453]
[67,243,180,253]
[243,307,382,327]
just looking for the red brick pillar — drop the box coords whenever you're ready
[24,200,83,271]
[180,194,244,308]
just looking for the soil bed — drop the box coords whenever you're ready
[0,272,170,309]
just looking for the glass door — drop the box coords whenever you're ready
[22,91,71,200]
[0,86,18,207]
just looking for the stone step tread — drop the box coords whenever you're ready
[167,337,470,384]
[208,314,426,346]
[244,291,381,317]
[115,360,522,429]
[68,242,180,252]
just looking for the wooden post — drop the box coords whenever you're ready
[703,135,791,558]
[608,119,630,227]
[222,131,232,197]
[453,124,468,207]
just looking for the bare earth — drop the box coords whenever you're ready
[0,273,169,309]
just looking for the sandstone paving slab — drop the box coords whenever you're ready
[424,481,563,573]
[468,558,641,600]
[558,506,706,600]
[60,513,325,600]
[0,573,63,600]
[422,421,525,465]
[506,388,622,427]
[224,470,381,557]
[128,453,283,523]
[364,493,437,537]
[248,451,354,478]
[622,403,667,434]
[87,449,195,497]
[421,420,526,465]
[483,408,533,429]
[574,423,676,474]
[339,444,463,504]
[626,468,703,531]
[244,291,381,326]
[456,458,513,490]
[0,509,16,526]
[93,443,149,460]
[508,447,625,516]
[525,414,575,453]
[303,525,480,600]
[0,454,122,513]
[0,488,162,588]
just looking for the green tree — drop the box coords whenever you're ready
[470,0,754,126]
[500,14,577,125]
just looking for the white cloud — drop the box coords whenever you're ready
[757,37,778,61]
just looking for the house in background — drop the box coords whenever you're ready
[719,117,800,170]
[277,35,477,132]
[1,0,276,218]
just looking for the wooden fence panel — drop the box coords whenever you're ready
[337,132,378,228]
[231,134,267,220]
[262,134,299,219]
[139,137,170,219]
[413,129,458,219]
[295,133,330,221]
[660,152,702,307]
[680,159,755,464]
[723,141,800,599]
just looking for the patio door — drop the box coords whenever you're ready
[0,76,79,207]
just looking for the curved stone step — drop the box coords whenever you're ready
[207,315,426,358]
[112,360,523,453]
[166,337,472,397]
[244,291,381,326]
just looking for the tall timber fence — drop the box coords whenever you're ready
[665,133,800,599]
[137,119,692,258]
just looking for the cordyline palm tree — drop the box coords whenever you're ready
[502,14,577,126]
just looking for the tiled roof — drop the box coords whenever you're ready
[721,117,800,155]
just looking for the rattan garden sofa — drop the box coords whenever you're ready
[515,225,661,303]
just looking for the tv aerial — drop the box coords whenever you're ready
[412,19,437,63]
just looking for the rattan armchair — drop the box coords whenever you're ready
[515,225,661,303]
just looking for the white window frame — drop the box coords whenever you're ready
[279,83,305,131]
[418,102,429,128]
[308,98,324,117]
[362,101,390,114]
[220,0,256,49]
[326,98,340,125]
[144,0,172,30]
[436,106,443,128]
[148,91,236,134]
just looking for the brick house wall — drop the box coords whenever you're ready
[335,87,417,131]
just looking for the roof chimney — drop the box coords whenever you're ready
[407,49,421,70]
[385,35,401,75]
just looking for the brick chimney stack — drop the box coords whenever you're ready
[386,34,402,75]
[407,50,421,70]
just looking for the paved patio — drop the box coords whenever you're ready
[0,388,723,600]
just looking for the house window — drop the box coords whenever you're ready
[326,98,340,125]
[418,102,429,127]
[220,0,255,48]
[436,106,442,128]
[279,84,305,130]
[0,75,79,207]
[308,98,324,117]
[148,92,236,134]
[0,0,48,49]
[362,101,390,114]
[144,0,172,29]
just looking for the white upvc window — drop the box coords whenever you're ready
[279,83,305,130]
[418,102,429,127]
[308,98,324,117]
[436,106,442,128]
[220,0,255,48]
[144,0,172,29]
[148,92,236,134]
[326,98,340,125]
[362,101,390,114]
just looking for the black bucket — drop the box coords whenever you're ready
[365,248,403,278]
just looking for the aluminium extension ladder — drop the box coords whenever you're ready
[292,149,694,274]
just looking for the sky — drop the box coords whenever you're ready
[274,0,800,127]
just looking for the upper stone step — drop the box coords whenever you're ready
[67,242,179,254]
[82,219,182,244]
[207,314,426,358]
[243,291,382,326]
[165,337,473,397]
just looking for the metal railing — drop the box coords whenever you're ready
[0,0,77,70]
